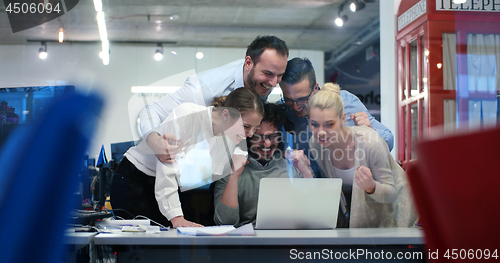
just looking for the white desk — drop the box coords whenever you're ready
[94,228,425,262]
[95,227,423,246]
[64,232,98,263]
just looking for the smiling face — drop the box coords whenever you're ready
[223,116,245,144]
[241,111,263,138]
[309,107,345,148]
[280,78,318,118]
[223,111,262,144]
[249,121,280,163]
[244,48,288,97]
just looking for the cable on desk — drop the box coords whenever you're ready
[105,208,135,218]
[104,208,169,229]
[133,215,168,229]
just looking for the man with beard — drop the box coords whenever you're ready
[213,103,313,227]
[140,35,289,164]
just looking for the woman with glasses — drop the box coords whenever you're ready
[307,83,417,228]
[214,103,313,227]
[111,88,263,228]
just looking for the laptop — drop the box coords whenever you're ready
[255,178,343,230]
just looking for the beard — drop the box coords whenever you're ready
[246,67,257,90]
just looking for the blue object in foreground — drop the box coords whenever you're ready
[0,92,103,263]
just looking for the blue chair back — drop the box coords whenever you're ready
[0,92,103,263]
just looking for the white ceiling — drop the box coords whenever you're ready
[0,0,379,53]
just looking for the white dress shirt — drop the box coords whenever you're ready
[139,59,245,139]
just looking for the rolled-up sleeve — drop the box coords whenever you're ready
[341,91,394,151]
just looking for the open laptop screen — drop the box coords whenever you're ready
[255,178,342,230]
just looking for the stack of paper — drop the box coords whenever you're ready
[177,223,255,236]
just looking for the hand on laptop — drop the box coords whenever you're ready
[355,165,376,194]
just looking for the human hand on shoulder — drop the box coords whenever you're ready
[146,133,182,163]
[171,216,203,228]
[355,165,376,194]
[350,112,373,129]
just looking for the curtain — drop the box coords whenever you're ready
[443,99,456,134]
[442,34,457,132]
[443,33,457,91]
[466,34,499,129]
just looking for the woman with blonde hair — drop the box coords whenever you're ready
[308,83,417,228]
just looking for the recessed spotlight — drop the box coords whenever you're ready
[154,43,163,61]
[350,1,365,12]
[196,52,204,59]
[58,28,64,43]
[169,14,179,21]
[171,51,177,55]
[38,42,47,59]
[335,15,347,27]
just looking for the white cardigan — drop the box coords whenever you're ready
[310,126,417,228]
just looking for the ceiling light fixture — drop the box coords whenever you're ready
[93,0,102,12]
[131,86,182,94]
[335,4,348,27]
[94,1,109,65]
[335,15,347,27]
[101,40,109,65]
[38,42,47,59]
[196,52,204,59]
[154,43,163,61]
[58,28,64,43]
[350,0,365,12]
[169,14,179,21]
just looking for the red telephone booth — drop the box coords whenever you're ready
[396,0,500,167]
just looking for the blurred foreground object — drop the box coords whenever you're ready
[407,126,500,262]
[0,92,103,263]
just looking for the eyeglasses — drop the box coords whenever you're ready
[251,133,280,142]
[281,88,314,107]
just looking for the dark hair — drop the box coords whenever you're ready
[212,87,264,118]
[247,103,294,156]
[261,103,294,133]
[281,57,316,90]
[246,35,289,64]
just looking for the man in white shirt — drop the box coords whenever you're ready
[140,35,289,164]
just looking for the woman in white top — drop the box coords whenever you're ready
[111,88,264,228]
[308,83,417,228]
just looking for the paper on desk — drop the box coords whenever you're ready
[177,223,255,236]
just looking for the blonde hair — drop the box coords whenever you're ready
[308,82,344,118]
